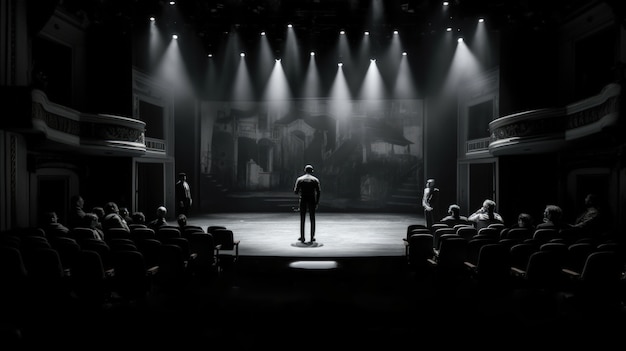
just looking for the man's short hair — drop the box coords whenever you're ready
[304,165,314,173]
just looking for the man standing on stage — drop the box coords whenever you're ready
[176,172,193,217]
[422,178,439,230]
[294,164,321,243]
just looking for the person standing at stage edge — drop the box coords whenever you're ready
[422,178,439,230]
[294,164,321,243]
[176,172,192,217]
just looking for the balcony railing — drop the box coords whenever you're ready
[29,89,152,156]
[488,83,621,156]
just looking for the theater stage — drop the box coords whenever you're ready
[185,212,422,258]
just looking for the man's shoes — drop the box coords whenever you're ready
[298,237,305,243]
[311,238,316,242]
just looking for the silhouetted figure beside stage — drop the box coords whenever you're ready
[294,164,321,243]
[422,178,439,230]
[41,211,71,239]
[176,172,192,217]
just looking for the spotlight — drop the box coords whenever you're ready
[340,30,345,35]
[310,52,315,56]
[370,58,376,62]
[402,52,407,56]
[240,52,245,57]
[275,58,281,62]
[288,24,293,28]
[172,34,178,39]
[261,31,266,36]
[208,54,213,58]
[457,37,463,43]
[393,30,399,35]
[169,1,175,5]
[364,31,370,35]
[338,62,343,67]
[149,16,155,22]
[446,27,452,32]
[478,18,485,23]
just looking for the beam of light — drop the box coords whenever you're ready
[470,17,492,71]
[329,63,351,122]
[302,51,321,98]
[283,22,302,98]
[393,54,418,99]
[148,17,167,71]
[358,58,384,101]
[262,58,291,102]
[440,37,481,96]
[154,35,194,97]
[232,52,255,101]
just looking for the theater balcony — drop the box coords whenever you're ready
[489,83,621,156]
[2,88,150,157]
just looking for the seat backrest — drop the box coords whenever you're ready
[475,243,510,282]
[212,229,236,250]
[524,250,563,288]
[111,250,149,300]
[131,227,156,241]
[509,242,538,270]
[565,242,595,272]
[157,227,181,242]
[476,227,499,240]
[466,237,497,265]
[207,226,227,234]
[408,234,434,267]
[189,233,216,267]
[456,226,477,241]
[506,227,533,241]
[532,228,558,244]
[580,250,623,284]
[407,228,431,241]
[436,237,468,272]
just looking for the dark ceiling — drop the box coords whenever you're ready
[55,0,603,56]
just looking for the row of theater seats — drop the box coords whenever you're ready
[0,224,240,314]
[403,223,626,312]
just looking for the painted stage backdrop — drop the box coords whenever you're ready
[199,98,424,212]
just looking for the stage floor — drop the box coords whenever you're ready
[185,212,422,258]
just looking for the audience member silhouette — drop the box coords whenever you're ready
[67,195,86,229]
[41,211,71,239]
[102,202,130,232]
[91,206,106,231]
[176,172,193,217]
[119,207,134,225]
[536,204,570,230]
[294,164,321,243]
[78,212,105,241]
[422,178,439,230]
[468,199,504,231]
[439,204,470,227]
[131,211,146,225]
[572,193,608,240]
[500,212,535,239]
[148,206,169,230]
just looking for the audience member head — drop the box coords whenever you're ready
[426,178,435,188]
[584,193,598,207]
[44,211,60,224]
[447,204,461,218]
[119,207,130,218]
[82,212,100,229]
[132,211,146,224]
[156,206,167,218]
[517,213,534,228]
[92,206,105,221]
[543,205,563,223]
[177,214,187,227]
[304,165,314,174]
[104,202,120,215]
[71,195,84,208]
